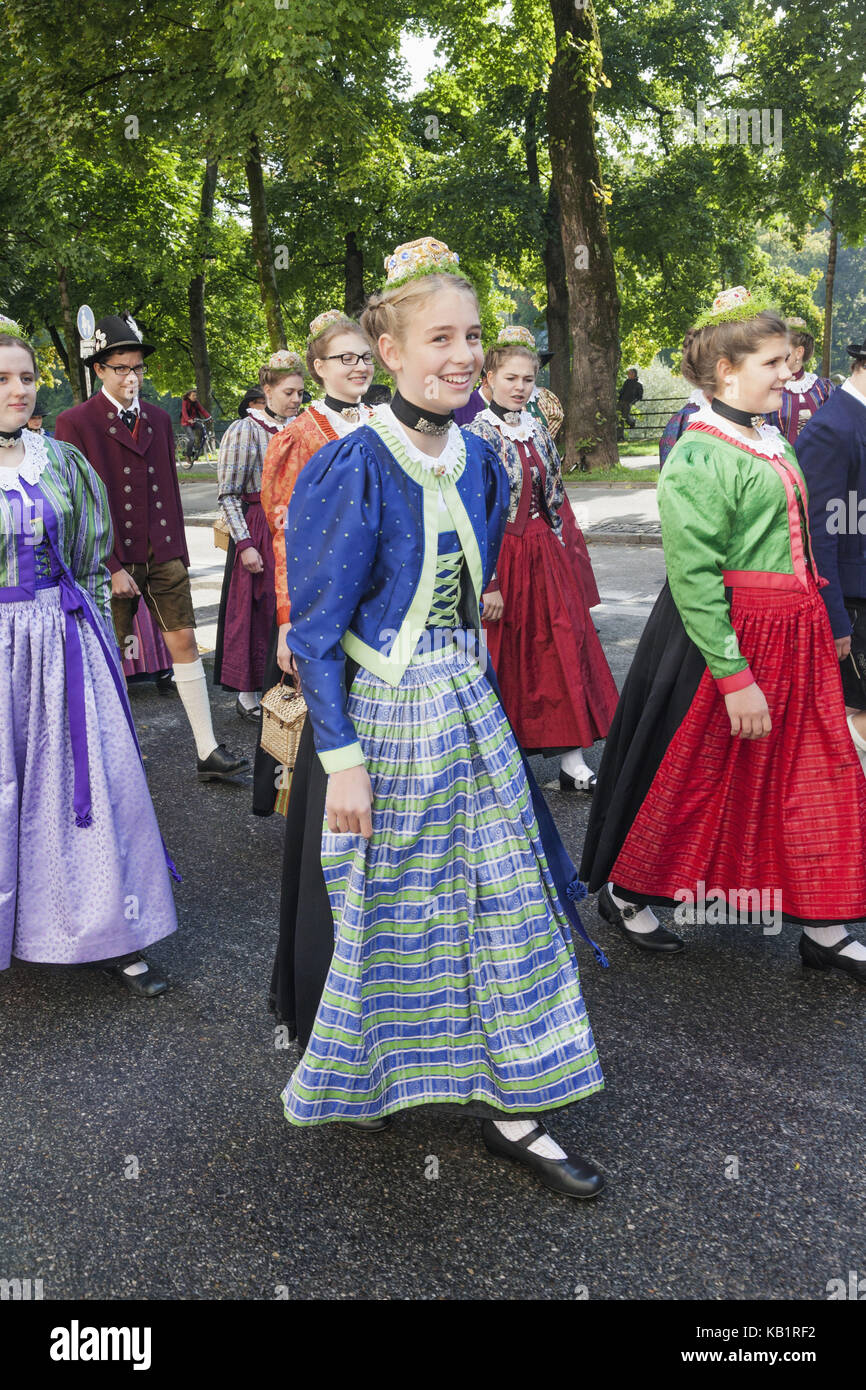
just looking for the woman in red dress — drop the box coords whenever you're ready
[465,327,618,792]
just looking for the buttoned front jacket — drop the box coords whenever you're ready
[54,392,189,573]
[284,418,509,772]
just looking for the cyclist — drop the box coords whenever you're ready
[180,389,212,463]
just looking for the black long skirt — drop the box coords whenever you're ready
[252,619,282,817]
[267,659,359,1049]
[579,580,706,892]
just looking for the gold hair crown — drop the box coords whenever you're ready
[384,237,461,287]
[308,309,347,340]
[496,325,537,350]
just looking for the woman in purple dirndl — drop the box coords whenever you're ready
[0,331,178,997]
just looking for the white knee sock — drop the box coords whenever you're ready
[238,690,260,710]
[494,1119,568,1161]
[172,658,218,760]
[609,883,660,934]
[803,922,866,961]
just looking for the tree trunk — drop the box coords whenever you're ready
[245,135,286,351]
[188,158,219,413]
[822,209,837,379]
[544,183,571,411]
[57,265,84,405]
[547,0,620,470]
[524,90,571,418]
[344,231,365,317]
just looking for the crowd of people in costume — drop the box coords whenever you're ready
[2,237,865,1201]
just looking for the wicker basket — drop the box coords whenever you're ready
[259,676,307,770]
[213,515,231,550]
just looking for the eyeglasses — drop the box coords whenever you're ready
[320,352,374,367]
[102,364,146,378]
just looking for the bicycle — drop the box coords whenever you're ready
[177,418,214,470]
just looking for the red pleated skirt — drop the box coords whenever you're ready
[560,493,600,609]
[484,517,618,751]
[611,579,866,924]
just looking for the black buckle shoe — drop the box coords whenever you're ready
[559,768,597,794]
[799,932,866,983]
[102,953,168,998]
[481,1121,604,1199]
[196,743,251,781]
[235,697,262,723]
[342,1116,392,1132]
[597,883,685,953]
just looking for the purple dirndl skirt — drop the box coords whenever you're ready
[0,587,178,968]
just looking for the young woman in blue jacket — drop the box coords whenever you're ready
[278,239,607,1198]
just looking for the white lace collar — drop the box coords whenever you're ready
[0,428,51,490]
[783,371,819,395]
[477,406,536,442]
[316,400,372,437]
[689,402,788,459]
[374,404,465,478]
[246,407,287,436]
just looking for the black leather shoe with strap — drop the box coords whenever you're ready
[481,1120,604,1199]
[799,932,866,983]
[597,882,685,953]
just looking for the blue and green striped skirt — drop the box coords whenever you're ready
[281,642,603,1123]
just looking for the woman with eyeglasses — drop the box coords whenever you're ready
[259,311,375,1050]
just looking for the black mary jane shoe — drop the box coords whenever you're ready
[235,696,262,723]
[102,953,169,999]
[798,933,866,984]
[196,743,251,782]
[597,882,685,953]
[559,768,597,795]
[342,1116,391,1133]
[481,1121,604,1199]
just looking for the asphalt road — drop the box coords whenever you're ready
[1,542,864,1302]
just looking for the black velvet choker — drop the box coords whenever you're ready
[489,399,523,425]
[264,405,285,422]
[390,390,453,437]
[710,397,761,428]
[324,394,361,421]
[0,427,24,449]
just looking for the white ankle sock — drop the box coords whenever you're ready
[561,748,592,781]
[172,658,218,760]
[238,690,260,710]
[803,922,866,961]
[609,883,660,934]
[494,1119,568,1161]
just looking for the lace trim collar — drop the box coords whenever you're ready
[372,405,465,479]
[246,407,287,436]
[0,428,52,490]
[317,400,372,437]
[687,403,788,459]
[783,371,819,395]
[477,406,536,442]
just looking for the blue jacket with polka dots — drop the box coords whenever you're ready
[284,421,509,772]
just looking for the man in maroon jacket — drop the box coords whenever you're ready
[55,313,248,783]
